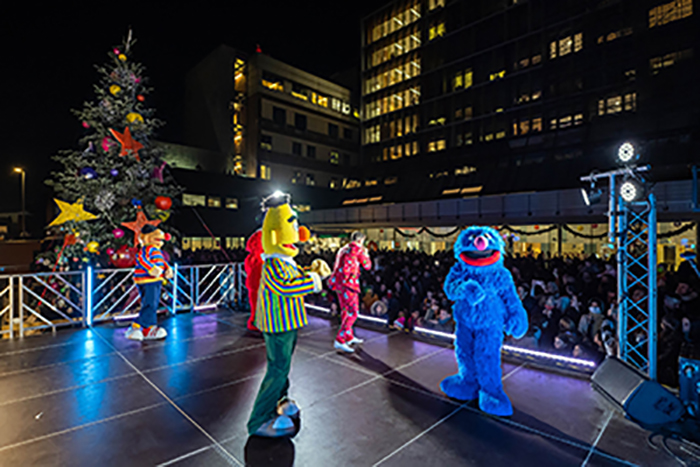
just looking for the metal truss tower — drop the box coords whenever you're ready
[581,165,658,379]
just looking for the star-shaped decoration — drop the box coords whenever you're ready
[121,209,161,246]
[109,127,144,161]
[49,199,99,227]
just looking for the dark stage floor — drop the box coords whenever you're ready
[0,310,679,466]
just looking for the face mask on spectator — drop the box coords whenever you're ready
[589,306,601,314]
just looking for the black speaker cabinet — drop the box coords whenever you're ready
[592,358,685,427]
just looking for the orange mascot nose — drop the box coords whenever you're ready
[298,226,310,242]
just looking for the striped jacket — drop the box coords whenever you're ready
[134,245,169,284]
[256,255,322,333]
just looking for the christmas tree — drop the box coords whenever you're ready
[43,30,181,270]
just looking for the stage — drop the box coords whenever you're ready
[0,310,679,466]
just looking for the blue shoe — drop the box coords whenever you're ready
[478,389,513,417]
[277,398,300,419]
[440,374,479,401]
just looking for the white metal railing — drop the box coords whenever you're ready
[0,263,245,338]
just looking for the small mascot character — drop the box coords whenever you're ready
[247,192,331,438]
[328,231,372,353]
[125,224,173,341]
[441,226,528,416]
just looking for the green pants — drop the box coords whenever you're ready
[247,329,298,434]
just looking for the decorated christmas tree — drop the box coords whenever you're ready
[43,30,181,270]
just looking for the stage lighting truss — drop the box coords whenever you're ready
[618,142,638,165]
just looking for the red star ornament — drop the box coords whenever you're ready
[121,209,161,246]
[109,127,144,161]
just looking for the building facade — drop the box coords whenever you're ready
[184,46,362,190]
[354,0,699,206]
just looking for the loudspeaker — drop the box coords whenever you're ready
[680,356,700,418]
[592,358,685,427]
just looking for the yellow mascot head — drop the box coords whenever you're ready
[261,192,310,257]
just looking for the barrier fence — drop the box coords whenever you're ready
[0,263,246,338]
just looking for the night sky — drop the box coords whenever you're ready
[1,1,379,227]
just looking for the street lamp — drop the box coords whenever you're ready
[13,167,28,238]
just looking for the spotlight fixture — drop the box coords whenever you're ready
[581,182,603,206]
[620,178,643,203]
[617,142,638,165]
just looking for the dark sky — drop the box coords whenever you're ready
[0,1,380,225]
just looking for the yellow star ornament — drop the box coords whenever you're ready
[49,199,99,227]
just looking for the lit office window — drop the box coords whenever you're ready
[649,0,693,28]
[429,0,445,10]
[559,37,573,56]
[574,113,584,126]
[454,72,463,90]
[532,118,543,132]
[260,164,271,180]
[464,132,473,145]
[330,178,340,189]
[330,151,340,165]
[225,198,238,210]
[574,33,583,52]
[262,79,283,92]
[429,22,446,41]
[305,174,315,186]
[292,171,302,184]
[207,196,222,208]
[260,134,272,151]
[413,140,419,154]
[559,115,572,129]
[550,33,583,59]
[489,70,506,81]
[650,49,694,73]
[624,93,637,111]
[183,194,205,207]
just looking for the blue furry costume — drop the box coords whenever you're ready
[441,226,528,416]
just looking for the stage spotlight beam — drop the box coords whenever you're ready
[620,180,640,202]
[618,142,638,165]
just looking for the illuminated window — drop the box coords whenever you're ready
[532,118,543,132]
[650,49,694,73]
[550,41,557,59]
[225,198,238,209]
[454,72,463,90]
[260,164,271,180]
[183,194,205,207]
[330,178,340,189]
[295,205,311,213]
[429,22,446,41]
[305,174,315,186]
[489,70,506,81]
[550,119,557,130]
[260,134,272,151]
[455,166,476,176]
[344,179,361,189]
[496,131,506,139]
[559,115,572,128]
[649,0,693,28]
[559,37,573,56]
[519,120,530,135]
[574,33,583,52]
[598,100,606,116]
[608,96,623,114]
[464,107,473,120]
[330,151,339,165]
[429,0,445,9]
[365,179,378,187]
[385,176,398,185]
[532,54,542,65]
[484,134,494,142]
[437,139,446,150]
[262,79,284,92]
[464,69,473,88]
[428,141,436,152]
[574,113,584,125]
[207,196,221,208]
[624,93,637,111]
[464,132,473,145]
[455,108,463,119]
[292,171,302,184]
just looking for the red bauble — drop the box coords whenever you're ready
[155,196,172,210]
[110,245,137,268]
[534,225,540,230]
[82,121,90,129]
[137,94,145,102]
[592,224,599,229]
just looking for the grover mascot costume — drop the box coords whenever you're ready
[247,192,331,437]
[441,226,528,416]
[329,231,372,353]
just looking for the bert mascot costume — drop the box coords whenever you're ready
[247,192,331,437]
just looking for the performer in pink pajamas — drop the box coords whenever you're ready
[329,231,372,353]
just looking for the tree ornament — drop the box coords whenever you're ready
[592,224,599,229]
[94,190,116,211]
[86,241,100,253]
[109,169,118,177]
[153,161,166,182]
[108,127,143,160]
[111,245,137,268]
[113,48,120,55]
[101,137,115,153]
[154,209,170,222]
[49,199,99,226]
[109,85,121,95]
[137,94,145,102]
[577,226,584,232]
[106,247,115,256]
[79,167,98,180]
[82,121,90,129]
[118,54,127,62]
[121,209,161,246]
[534,225,540,230]
[131,198,142,207]
[82,142,96,157]
[155,196,172,210]
[112,228,125,239]
[126,112,144,124]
